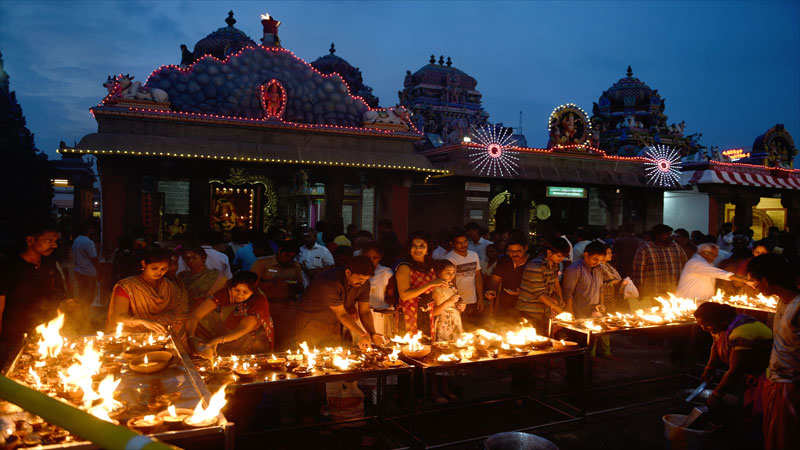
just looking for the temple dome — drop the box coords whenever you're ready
[192,11,256,61]
[597,66,662,111]
[405,55,477,90]
[311,43,379,107]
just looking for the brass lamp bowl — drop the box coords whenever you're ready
[401,344,431,359]
[129,351,173,374]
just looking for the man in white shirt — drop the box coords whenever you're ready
[362,243,395,337]
[465,222,493,272]
[72,225,98,308]
[446,228,485,320]
[717,222,734,253]
[676,243,752,301]
[296,229,334,288]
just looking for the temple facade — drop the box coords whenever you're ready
[62,12,441,251]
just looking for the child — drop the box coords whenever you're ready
[430,259,465,342]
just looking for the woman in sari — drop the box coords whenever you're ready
[395,232,448,334]
[186,271,273,355]
[107,249,189,343]
[694,302,772,421]
[178,246,228,307]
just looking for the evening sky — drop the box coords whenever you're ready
[0,0,798,165]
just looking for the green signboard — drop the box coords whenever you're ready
[546,186,586,198]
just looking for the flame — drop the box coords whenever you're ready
[260,12,271,20]
[115,322,123,338]
[143,354,149,365]
[437,353,458,362]
[393,331,424,352]
[298,341,317,370]
[710,289,778,311]
[388,346,400,362]
[35,313,65,358]
[332,353,358,371]
[168,405,177,417]
[188,385,227,425]
[554,312,574,322]
[460,347,474,360]
[27,367,42,389]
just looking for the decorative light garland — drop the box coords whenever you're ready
[644,145,682,187]
[457,143,648,162]
[56,147,450,174]
[91,107,422,139]
[96,45,421,136]
[467,124,519,176]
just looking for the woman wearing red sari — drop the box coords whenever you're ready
[186,271,273,355]
[394,232,448,334]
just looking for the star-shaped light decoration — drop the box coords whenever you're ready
[643,145,682,187]
[467,124,519,177]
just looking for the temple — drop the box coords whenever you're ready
[61,11,437,251]
[592,66,704,157]
[56,11,800,250]
[399,55,489,148]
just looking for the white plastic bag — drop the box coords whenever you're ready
[622,277,639,299]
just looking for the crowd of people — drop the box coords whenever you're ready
[0,218,798,448]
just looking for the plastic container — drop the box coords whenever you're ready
[662,414,714,450]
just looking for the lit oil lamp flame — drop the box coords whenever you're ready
[188,384,227,425]
[388,346,400,362]
[115,322,123,338]
[168,405,177,418]
[35,313,65,358]
[437,353,458,362]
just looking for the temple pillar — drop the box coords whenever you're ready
[781,191,800,233]
[513,182,530,238]
[733,193,760,233]
[99,174,126,254]
[324,172,345,234]
[190,174,210,236]
[643,189,664,232]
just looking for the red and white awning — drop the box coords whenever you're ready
[681,164,800,190]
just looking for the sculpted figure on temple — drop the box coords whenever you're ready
[362,105,413,131]
[103,74,169,103]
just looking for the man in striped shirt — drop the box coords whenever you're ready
[632,224,688,302]
[516,238,572,333]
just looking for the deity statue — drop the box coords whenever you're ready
[265,83,282,117]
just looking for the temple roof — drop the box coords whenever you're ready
[405,55,477,91]
[311,43,379,107]
[596,66,662,112]
[192,11,256,61]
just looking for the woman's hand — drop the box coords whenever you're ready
[357,333,372,351]
[701,365,715,382]
[136,320,167,335]
[185,318,198,337]
[456,299,466,312]
[371,334,389,347]
[426,279,449,290]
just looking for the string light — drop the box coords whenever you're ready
[644,145,682,187]
[467,124,519,176]
[56,147,450,174]
[98,45,421,136]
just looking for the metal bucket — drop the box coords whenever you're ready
[662,414,714,450]
[484,432,559,450]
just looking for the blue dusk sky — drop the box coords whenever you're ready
[1,1,798,164]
